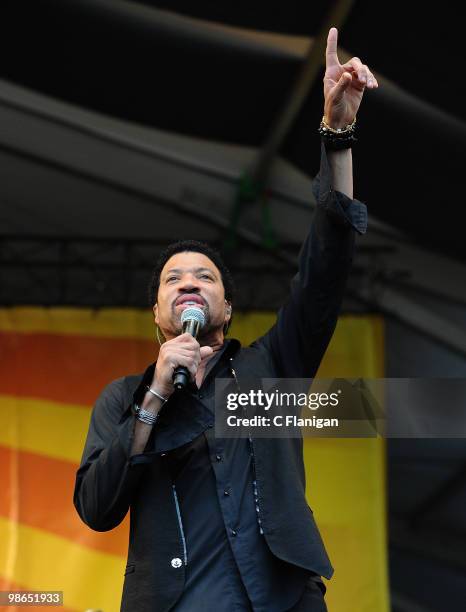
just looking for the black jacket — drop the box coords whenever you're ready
[73,143,367,612]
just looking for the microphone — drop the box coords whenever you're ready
[173,306,206,390]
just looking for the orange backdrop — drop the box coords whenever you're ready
[0,307,388,612]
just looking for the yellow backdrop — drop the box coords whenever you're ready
[0,307,388,612]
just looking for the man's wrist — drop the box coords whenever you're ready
[150,372,174,401]
[326,148,352,159]
[322,114,356,131]
[146,384,169,403]
[140,393,163,412]
[134,403,160,426]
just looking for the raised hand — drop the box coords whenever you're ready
[323,27,378,129]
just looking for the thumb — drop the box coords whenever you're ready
[333,71,352,99]
[200,345,214,358]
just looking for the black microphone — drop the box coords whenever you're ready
[173,306,206,390]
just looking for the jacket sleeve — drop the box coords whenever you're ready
[73,376,153,532]
[252,142,367,378]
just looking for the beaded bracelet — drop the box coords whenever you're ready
[320,115,356,134]
[318,115,357,151]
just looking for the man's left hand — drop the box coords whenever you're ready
[323,26,379,129]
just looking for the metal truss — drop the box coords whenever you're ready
[0,234,380,312]
[3,235,466,362]
[0,235,298,310]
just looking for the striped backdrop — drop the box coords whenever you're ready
[0,308,388,612]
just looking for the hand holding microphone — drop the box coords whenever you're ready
[172,307,206,389]
[150,306,213,397]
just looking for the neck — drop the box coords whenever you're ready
[196,331,225,371]
[198,330,225,352]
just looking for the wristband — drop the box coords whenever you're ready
[145,385,168,403]
[135,405,159,426]
[318,115,357,151]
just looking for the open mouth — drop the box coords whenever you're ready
[175,294,205,308]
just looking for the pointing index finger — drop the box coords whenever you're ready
[326,27,340,68]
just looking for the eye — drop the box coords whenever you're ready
[166,276,179,283]
[200,274,213,280]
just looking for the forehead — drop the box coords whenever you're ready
[161,251,221,277]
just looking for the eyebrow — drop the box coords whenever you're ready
[164,267,217,277]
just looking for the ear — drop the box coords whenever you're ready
[153,303,159,325]
[224,300,232,322]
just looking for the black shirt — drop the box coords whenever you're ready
[153,341,314,612]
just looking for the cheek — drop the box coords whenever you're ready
[212,298,227,318]
[156,295,172,320]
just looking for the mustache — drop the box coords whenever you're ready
[173,293,207,307]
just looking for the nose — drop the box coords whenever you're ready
[178,273,201,292]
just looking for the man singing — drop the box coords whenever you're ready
[74,27,377,612]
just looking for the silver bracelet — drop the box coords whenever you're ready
[145,385,168,404]
[135,405,159,426]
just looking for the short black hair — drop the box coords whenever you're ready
[148,239,235,308]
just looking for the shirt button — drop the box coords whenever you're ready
[230,529,237,537]
[198,394,203,399]
[216,455,222,461]
[171,557,182,568]
[223,489,230,496]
